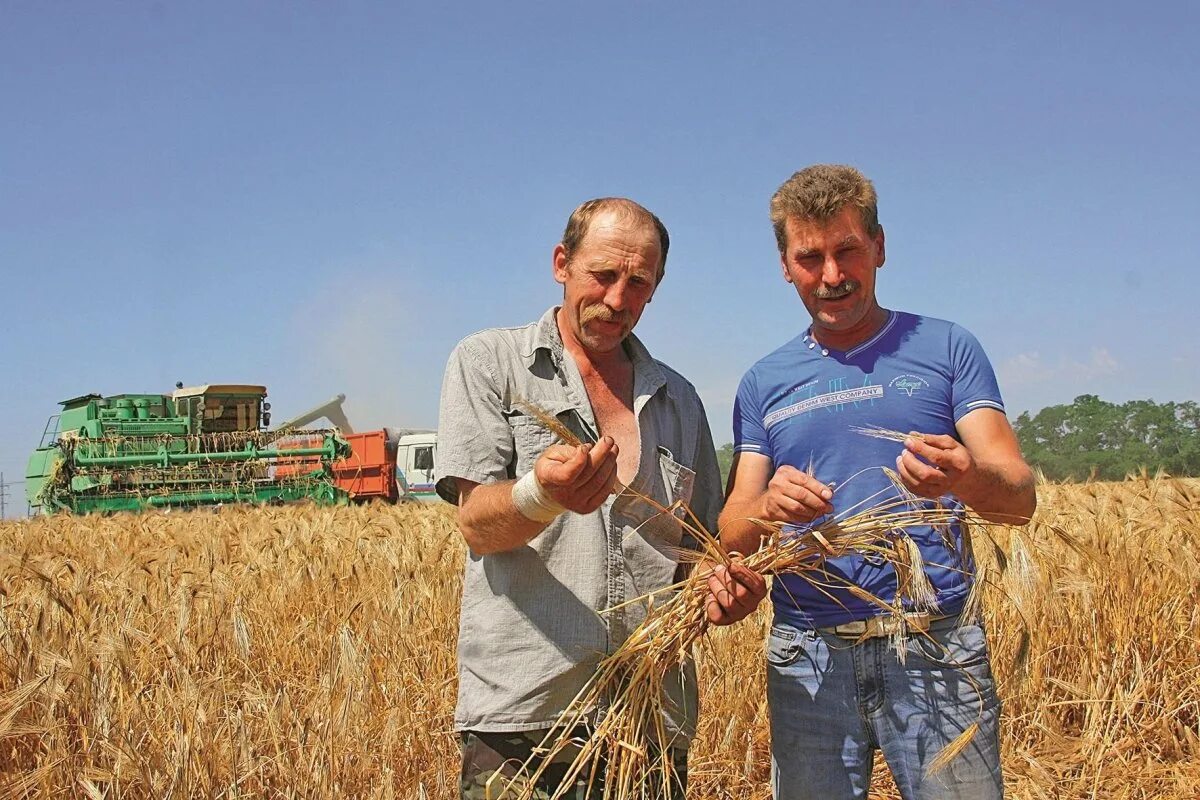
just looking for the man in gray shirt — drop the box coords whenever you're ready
[436,198,765,799]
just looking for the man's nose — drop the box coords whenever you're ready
[605,280,630,311]
[821,256,844,285]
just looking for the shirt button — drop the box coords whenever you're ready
[821,349,829,357]
[808,343,815,349]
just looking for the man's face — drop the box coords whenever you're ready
[553,210,662,354]
[780,206,886,344]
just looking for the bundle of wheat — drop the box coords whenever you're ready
[494,411,1044,800]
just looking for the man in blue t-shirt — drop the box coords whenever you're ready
[719,165,1036,800]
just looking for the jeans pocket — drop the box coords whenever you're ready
[766,624,805,668]
[912,621,991,670]
[907,621,1001,724]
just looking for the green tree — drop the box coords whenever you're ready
[716,443,735,490]
[1013,395,1200,480]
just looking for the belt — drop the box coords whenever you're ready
[820,611,948,640]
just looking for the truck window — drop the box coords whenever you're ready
[414,446,434,471]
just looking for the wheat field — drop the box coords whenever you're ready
[0,477,1196,798]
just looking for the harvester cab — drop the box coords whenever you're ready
[25,385,351,514]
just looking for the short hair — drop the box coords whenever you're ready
[560,198,670,281]
[769,165,880,253]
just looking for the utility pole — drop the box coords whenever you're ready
[0,474,26,520]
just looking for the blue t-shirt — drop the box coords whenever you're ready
[733,310,1005,628]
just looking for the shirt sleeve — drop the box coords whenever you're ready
[732,369,770,458]
[434,336,515,503]
[948,324,1005,423]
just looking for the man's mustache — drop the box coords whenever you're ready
[581,306,630,327]
[813,280,859,300]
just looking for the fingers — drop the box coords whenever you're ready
[572,437,618,507]
[764,466,834,523]
[581,436,618,487]
[906,432,957,451]
[536,437,619,513]
[579,445,619,508]
[727,559,767,597]
[776,465,834,502]
[903,433,955,468]
[705,560,768,626]
[537,443,589,486]
[896,449,949,498]
[538,442,583,466]
[897,448,944,482]
[899,433,972,500]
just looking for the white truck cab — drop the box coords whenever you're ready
[390,429,438,502]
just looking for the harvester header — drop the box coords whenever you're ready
[26,385,351,514]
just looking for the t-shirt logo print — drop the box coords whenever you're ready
[888,374,930,397]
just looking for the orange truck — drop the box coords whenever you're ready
[274,395,401,503]
[334,430,399,502]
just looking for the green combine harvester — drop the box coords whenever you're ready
[25,384,352,514]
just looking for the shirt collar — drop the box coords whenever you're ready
[529,306,565,365]
[528,306,667,398]
[802,309,897,360]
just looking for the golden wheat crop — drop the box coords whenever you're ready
[1,476,1197,798]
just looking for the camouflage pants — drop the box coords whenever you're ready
[460,729,687,800]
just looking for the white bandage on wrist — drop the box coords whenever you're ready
[511,470,566,522]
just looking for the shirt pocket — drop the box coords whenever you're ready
[507,400,578,478]
[656,446,696,520]
[620,448,698,598]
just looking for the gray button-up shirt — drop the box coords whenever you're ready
[435,307,722,743]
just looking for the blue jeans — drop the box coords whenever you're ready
[766,615,1003,800]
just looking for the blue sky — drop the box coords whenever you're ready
[2,3,1198,514]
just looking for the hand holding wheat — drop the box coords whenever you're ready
[762,464,835,524]
[895,431,973,498]
[702,557,768,625]
[535,437,620,514]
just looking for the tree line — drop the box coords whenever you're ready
[1013,395,1200,481]
[714,396,1200,486]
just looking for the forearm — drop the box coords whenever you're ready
[955,460,1037,524]
[717,494,767,557]
[456,480,556,555]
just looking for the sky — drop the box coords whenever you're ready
[2,2,1198,516]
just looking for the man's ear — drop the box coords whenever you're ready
[780,253,794,284]
[875,227,886,270]
[552,244,569,285]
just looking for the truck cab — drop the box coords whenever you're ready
[391,430,438,502]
